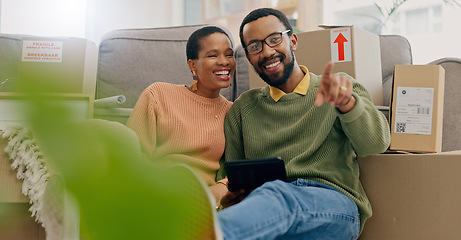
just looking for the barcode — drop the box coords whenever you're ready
[396,123,406,133]
[417,108,430,115]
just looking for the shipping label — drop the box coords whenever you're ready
[394,87,434,135]
[21,40,63,63]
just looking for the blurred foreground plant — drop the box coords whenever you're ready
[17,76,216,239]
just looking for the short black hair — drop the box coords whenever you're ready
[186,26,232,60]
[239,8,293,50]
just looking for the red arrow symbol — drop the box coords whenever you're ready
[334,33,348,61]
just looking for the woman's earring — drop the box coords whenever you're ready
[192,71,198,91]
[192,80,198,91]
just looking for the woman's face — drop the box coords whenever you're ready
[189,32,235,98]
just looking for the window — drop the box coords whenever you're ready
[323,0,460,63]
[400,5,443,35]
[406,8,429,35]
[185,0,202,25]
[431,6,443,33]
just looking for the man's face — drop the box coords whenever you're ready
[242,15,295,87]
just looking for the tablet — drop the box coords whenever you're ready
[224,157,287,192]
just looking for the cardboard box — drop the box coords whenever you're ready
[357,151,461,240]
[0,203,46,240]
[0,137,29,203]
[1,136,47,239]
[249,26,383,105]
[17,37,98,95]
[390,65,445,153]
[0,93,93,130]
[0,137,45,237]
[1,137,79,240]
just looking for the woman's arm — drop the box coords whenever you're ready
[126,88,158,156]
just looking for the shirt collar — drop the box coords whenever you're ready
[269,65,310,102]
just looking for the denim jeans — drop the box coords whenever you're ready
[217,179,360,240]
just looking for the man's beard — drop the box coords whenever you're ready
[254,49,295,87]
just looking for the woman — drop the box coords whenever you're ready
[126,26,234,203]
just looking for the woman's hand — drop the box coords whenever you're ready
[219,189,251,210]
[210,182,229,207]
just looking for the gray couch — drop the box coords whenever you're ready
[379,35,413,106]
[93,26,461,151]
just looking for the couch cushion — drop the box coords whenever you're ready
[379,35,413,82]
[379,35,413,106]
[233,45,250,99]
[96,25,246,108]
[427,57,461,152]
[382,75,393,107]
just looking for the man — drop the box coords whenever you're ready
[215,8,390,240]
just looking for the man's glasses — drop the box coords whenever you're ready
[245,30,291,55]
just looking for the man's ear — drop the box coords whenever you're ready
[290,33,298,51]
[188,59,195,72]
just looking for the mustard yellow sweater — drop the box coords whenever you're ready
[127,82,232,185]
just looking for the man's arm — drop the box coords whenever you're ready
[338,80,391,156]
[314,61,390,156]
[216,103,246,180]
[215,99,252,208]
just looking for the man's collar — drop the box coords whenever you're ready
[269,65,310,102]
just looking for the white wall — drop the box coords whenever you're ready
[404,3,461,64]
[0,0,184,44]
[0,0,87,38]
[86,0,184,43]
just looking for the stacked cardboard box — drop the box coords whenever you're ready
[0,36,98,130]
[358,65,450,239]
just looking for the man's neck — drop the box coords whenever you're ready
[277,65,305,93]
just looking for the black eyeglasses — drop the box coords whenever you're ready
[245,30,291,55]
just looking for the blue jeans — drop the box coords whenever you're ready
[217,179,360,240]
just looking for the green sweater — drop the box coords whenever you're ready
[218,72,390,233]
